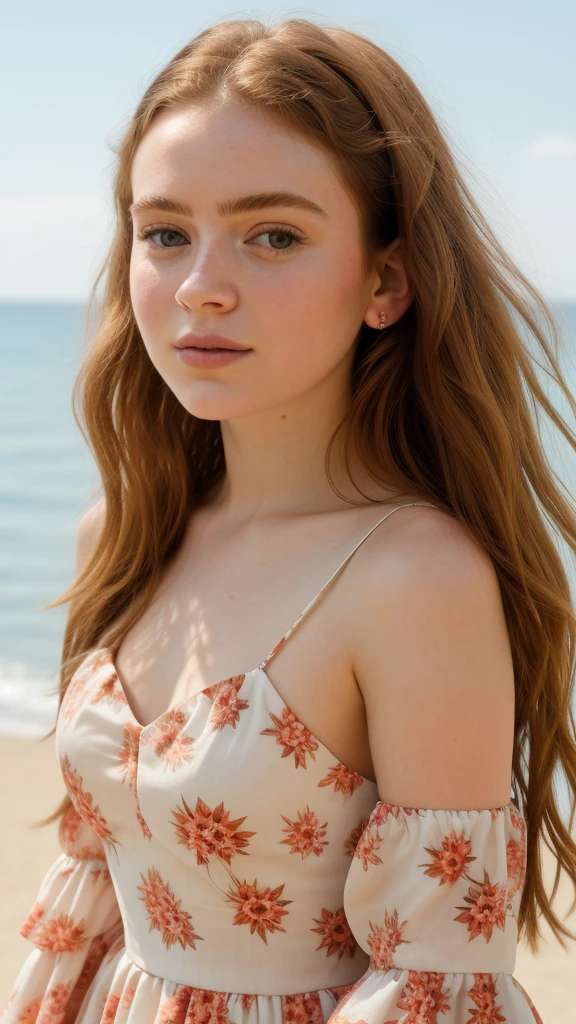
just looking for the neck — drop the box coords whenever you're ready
[209,372,397,521]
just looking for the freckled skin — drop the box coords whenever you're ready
[129,96,409,426]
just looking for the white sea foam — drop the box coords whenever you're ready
[0,659,60,738]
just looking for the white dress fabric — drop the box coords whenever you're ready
[0,502,544,1024]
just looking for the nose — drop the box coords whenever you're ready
[174,239,238,314]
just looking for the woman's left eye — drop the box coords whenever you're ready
[248,226,304,253]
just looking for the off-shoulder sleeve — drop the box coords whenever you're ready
[328,802,544,1024]
[0,803,124,1023]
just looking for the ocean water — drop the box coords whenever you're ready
[1,301,575,739]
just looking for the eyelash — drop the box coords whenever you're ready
[137,223,305,254]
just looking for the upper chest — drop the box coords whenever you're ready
[112,509,385,781]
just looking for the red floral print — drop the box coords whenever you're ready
[16,995,41,1023]
[101,992,120,1024]
[60,676,86,727]
[465,973,507,1024]
[118,721,141,792]
[206,675,250,732]
[419,829,477,886]
[311,906,357,959]
[225,876,292,943]
[60,651,122,728]
[344,817,369,857]
[60,754,119,852]
[119,985,136,1011]
[87,865,110,884]
[326,1008,370,1024]
[60,802,81,850]
[318,763,365,796]
[33,912,87,953]
[367,908,410,970]
[59,656,99,727]
[116,728,150,837]
[454,869,507,941]
[162,733,198,772]
[89,669,129,709]
[260,707,319,768]
[395,970,451,1022]
[372,802,410,826]
[280,806,329,858]
[171,795,256,866]
[509,807,525,833]
[136,801,153,839]
[59,803,103,860]
[23,982,72,1024]
[142,707,195,770]
[136,866,203,951]
[157,986,194,1024]
[506,836,526,898]
[353,823,384,871]
[19,902,45,938]
[281,991,324,1024]
[186,988,231,1023]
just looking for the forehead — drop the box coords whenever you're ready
[130,98,348,213]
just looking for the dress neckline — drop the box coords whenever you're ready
[97,646,379,787]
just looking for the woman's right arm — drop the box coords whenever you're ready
[0,498,125,1024]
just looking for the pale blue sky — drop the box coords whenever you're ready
[1,0,574,299]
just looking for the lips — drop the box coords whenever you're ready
[175,334,252,369]
[175,333,250,351]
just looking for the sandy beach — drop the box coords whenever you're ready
[0,734,574,1019]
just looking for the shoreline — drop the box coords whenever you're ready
[0,735,574,1018]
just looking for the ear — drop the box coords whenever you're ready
[363,238,415,330]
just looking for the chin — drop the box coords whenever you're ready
[173,382,258,421]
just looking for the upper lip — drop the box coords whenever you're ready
[175,333,251,350]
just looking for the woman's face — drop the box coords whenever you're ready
[129,97,380,421]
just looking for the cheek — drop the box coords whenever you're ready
[129,261,179,390]
[259,250,367,374]
[129,257,178,344]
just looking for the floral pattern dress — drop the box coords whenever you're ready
[0,502,544,1024]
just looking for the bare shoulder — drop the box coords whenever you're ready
[348,503,515,809]
[75,497,106,578]
[351,503,502,631]
[361,502,494,589]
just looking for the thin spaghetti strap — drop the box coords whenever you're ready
[259,501,440,670]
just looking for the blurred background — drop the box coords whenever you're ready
[1,0,575,1015]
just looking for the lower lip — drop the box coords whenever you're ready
[176,347,252,368]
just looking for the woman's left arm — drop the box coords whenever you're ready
[326,511,544,1023]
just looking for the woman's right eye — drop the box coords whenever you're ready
[138,227,188,248]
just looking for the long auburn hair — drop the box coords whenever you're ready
[35,16,576,954]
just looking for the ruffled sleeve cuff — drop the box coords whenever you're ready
[0,805,124,1023]
[326,802,544,1023]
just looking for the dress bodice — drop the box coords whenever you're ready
[54,646,379,994]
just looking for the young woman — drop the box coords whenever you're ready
[3,16,575,1024]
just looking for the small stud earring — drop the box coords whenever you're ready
[378,311,387,329]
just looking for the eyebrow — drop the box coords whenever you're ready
[128,191,328,220]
